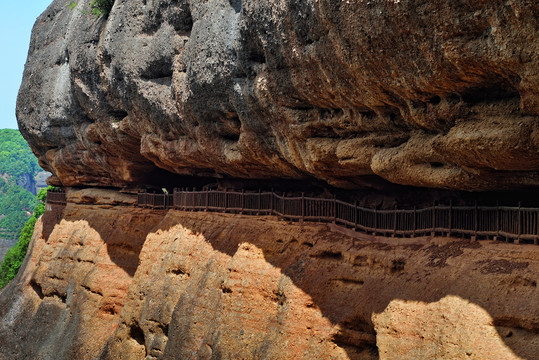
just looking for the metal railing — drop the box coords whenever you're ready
[136,189,539,245]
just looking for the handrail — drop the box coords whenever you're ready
[46,189,67,205]
[45,189,538,245]
[132,189,539,245]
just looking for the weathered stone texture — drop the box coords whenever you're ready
[17,0,539,190]
[0,190,537,359]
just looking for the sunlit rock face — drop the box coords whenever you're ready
[17,0,539,190]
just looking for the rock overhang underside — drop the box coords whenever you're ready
[16,0,539,191]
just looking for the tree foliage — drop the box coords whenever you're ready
[0,187,49,289]
[0,129,45,288]
[0,130,41,241]
[0,129,40,179]
[0,178,37,240]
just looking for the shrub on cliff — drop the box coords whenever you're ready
[68,0,114,17]
[90,0,115,17]
[0,187,48,289]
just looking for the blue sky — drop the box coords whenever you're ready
[0,0,52,130]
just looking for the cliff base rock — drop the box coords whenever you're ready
[0,189,537,359]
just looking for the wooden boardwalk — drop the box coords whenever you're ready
[47,188,539,245]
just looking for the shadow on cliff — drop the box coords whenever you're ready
[49,207,537,359]
[43,203,166,277]
[42,204,65,242]
[160,214,537,359]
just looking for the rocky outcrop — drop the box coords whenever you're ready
[17,0,539,191]
[15,173,36,195]
[34,170,52,194]
[0,189,537,359]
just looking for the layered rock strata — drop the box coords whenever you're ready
[0,189,537,359]
[17,0,539,191]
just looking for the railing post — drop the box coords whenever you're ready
[178,188,181,210]
[258,189,261,215]
[205,189,209,211]
[181,188,184,209]
[474,200,478,241]
[535,209,538,245]
[412,206,416,238]
[373,207,377,236]
[301,192,305,222]
[448,200,452,238]
[495,201,500,241]
[393,205,397,237]
[183,189,188,211]
[270,188,274,215]
[333,195,337,224]
[241,189,245,214]
[354,200,358,231]
[225,188,228,212]
[517,201,521,244]
[282,192,285,216]
[431,201,436,237]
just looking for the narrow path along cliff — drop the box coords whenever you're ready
[0,188,537,359]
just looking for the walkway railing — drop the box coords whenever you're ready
[46,189,67,205]
[137,189,539,245]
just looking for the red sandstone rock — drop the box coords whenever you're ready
[0,190,537,359]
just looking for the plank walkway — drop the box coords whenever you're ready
[46,188,539,245]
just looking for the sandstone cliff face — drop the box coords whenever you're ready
[0,190,537,359]
[17,0,539,191]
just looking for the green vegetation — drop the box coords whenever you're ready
[90,0,115,17]
[0,129,46,289]
[0,188,48,289]
[0,129,40,179]
[0,129,42,242]
[0,178,37,240]
[69,0,115,18]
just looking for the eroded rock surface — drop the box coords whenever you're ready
[17,0,539,191]
[0,190,537,359]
